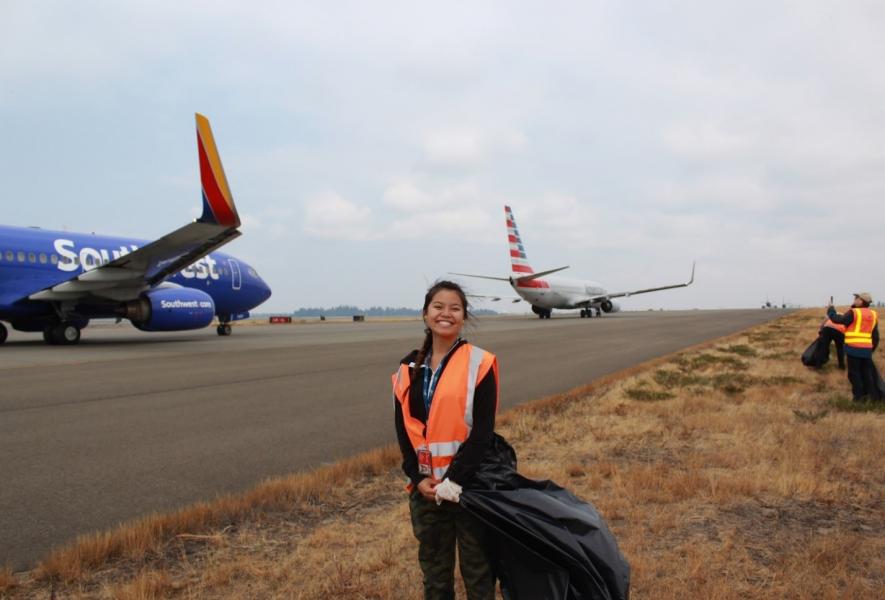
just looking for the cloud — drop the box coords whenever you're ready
[420,127,528,169]
[387,206,493,241]
[303,192,375,241]
[382,180,434,212]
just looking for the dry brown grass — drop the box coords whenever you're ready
[0,567,17,596]
[4,309,883,599]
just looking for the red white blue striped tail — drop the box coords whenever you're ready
[505,205,534,275]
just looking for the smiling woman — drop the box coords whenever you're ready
[391,280,500,599]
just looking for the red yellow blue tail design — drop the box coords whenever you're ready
[196,113,240,228]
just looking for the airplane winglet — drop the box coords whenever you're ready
[196,113,240,228]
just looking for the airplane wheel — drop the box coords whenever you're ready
[0,322,7,344]
[58,323,81,345]
[46,323,80,345]
[580,309,586,318]
[217,324,232,336]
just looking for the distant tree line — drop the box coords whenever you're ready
[290,305,499,317]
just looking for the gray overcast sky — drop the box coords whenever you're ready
[2,1,882,312]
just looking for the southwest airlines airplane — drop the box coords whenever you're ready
[0,114,271,345]
[453,205,694,319]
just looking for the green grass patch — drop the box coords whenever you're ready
[759,351,795,360]
[653,369,706,389]
[717,344,759,357]
[625,388,675,402]
[826,395,885,413]
[690,353,750,371]
[709,372,754,394]
[763,375,803,386]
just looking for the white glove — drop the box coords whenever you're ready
[434,478,463,505]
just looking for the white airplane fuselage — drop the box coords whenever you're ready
[511,275,614,311]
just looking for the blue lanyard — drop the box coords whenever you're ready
[422,363,442,416]
[421,340,462,416]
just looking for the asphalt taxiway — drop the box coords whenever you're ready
[0,309,786,568]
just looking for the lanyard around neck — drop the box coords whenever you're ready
[422,362,441,416]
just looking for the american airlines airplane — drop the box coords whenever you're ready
[453,205,694,319]
[0,114,271,345]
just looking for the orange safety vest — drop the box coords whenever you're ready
[844,308,878,349]
[392,343,498,483]
[823,319,846,334]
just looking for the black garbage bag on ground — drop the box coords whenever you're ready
[801,337,825,367]
[459,434,630,600]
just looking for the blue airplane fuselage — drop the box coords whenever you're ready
[0,224,271,330]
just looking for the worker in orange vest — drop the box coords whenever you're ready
[827,292,880,401]
[393,280,498,599]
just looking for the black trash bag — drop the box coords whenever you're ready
[801,337,825,367]
[459,434,630,600]
[874,361,885,399]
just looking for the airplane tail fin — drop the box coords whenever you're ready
[196,113,241,228]
[505,205,535,275]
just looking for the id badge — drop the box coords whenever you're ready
[417,447,432,476]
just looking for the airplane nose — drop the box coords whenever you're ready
[254,280,271,306]
[257,279,272,304]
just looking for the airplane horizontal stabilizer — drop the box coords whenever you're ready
[515,265,569,282]
[449,272,512,282]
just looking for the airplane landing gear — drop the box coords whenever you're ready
[217,323,232,336]
[580,309,591,318]
[0,322,7,344]
[531,306,552,319]
[43,322,81,345]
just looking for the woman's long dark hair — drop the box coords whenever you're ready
[413,280,471,372]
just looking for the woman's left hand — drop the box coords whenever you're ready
[416,477,439,501]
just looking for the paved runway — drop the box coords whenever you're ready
[0,309,785,568]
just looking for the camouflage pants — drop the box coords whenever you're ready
[409,491,496,600]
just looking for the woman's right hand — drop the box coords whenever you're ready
[416,477,439,501]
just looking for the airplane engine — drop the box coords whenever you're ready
[601,300,621,313]
[124,288,216,331]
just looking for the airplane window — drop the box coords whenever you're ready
[4,251,11,261]
[28,252,36,263]
[39,253,48,264]
[17,251,25,262]
[248,268,258,278]
[84,255,95,267]
[73,256,80,265]
[50,254,59,265]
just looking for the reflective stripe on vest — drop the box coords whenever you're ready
[844,308,877,349]
[392,343,498,483]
